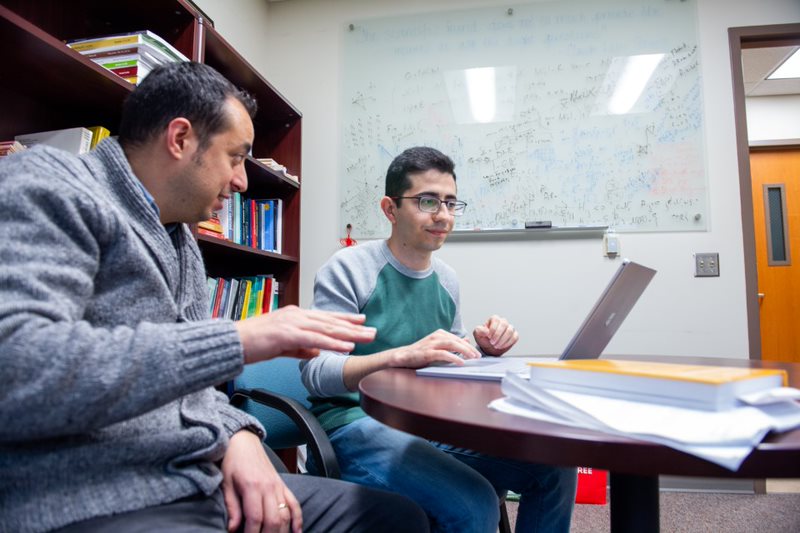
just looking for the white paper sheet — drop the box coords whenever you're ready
[491,373,800,471]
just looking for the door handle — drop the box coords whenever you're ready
[758,293,765,300]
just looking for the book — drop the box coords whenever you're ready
[232,192,242,244]
[216,278,232,318]
[256,199,275,252]
[270,280,280,312]
[224,278,240,319]
[255,157,298,183]
[261,277,274,314]
[197,227,224,239]
[273,198,283,253]
[207,277,218,315]
[66,30,189,62]
[87,126,111,149]
[249,277,264,317]
[15,126,93,154]
[231,280,247,322]
[527,359,788,411]
[199,212,223,234]
[0,140,26,157]
[211,277,226,318]
[216,198,232,241]
[239,279,253,320]
[84,45,173,68]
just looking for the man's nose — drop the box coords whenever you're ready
[231,165,248,193]
[432,202,453,220]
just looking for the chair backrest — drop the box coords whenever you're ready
[232,357,309,450]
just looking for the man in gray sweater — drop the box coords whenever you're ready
[0,62,428,533]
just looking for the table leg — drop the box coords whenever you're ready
[609,473,659,533]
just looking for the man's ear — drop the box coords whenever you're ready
[165,117,193,160]
[380,196,397,224]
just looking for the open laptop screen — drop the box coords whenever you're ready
[415,259,656,380]
[560,260,656,359]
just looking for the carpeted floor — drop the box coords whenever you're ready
[503,491,800,532]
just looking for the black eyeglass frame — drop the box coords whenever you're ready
[391,195,468,216]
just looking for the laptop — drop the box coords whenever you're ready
[415,259,656,380]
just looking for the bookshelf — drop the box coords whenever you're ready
[0,0,302,308]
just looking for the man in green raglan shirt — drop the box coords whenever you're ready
[302,146,577,533]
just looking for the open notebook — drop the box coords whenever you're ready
[415,259,656,381]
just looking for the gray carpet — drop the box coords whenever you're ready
[504,491,800,532]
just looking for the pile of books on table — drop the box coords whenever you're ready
[491,359,800,471]
[66,30,188,85]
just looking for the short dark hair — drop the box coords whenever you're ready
[385,146,456,205]
[118,62,257,152]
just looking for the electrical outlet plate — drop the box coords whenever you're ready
[694,253,720,277]
[603,232,619,257]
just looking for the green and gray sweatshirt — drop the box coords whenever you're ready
[302,239,465,432]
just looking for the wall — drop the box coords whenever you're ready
[196,0,800,359]
[746,94,800,142]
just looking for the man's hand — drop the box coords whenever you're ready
[389,329,481,368]
[222,430,302,533]
[236,305,376,365]
[473,315,518,357]
[341,329,481,390]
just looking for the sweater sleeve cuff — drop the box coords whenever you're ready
[218,401,266,440]
[174,319,244,390]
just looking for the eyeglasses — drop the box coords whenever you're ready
[392,195,468,216]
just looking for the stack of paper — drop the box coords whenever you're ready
[491,373,800,471]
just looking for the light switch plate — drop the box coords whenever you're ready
[694,253,720,277]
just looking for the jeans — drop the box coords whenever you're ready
[309,416,577,533]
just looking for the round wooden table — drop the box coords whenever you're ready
[360,355,800,532]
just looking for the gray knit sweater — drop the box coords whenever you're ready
[0,139,262,532]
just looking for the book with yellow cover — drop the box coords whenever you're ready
[527,359,788,411]
[87,126,110,149]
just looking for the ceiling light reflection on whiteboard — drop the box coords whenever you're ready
[607,53,665,115]
[444,66,516,124]
[466,67,497,123]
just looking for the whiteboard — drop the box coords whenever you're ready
[339,0,708,238]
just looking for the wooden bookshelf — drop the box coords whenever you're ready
[1,0,302,308]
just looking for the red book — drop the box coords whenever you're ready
[109,65,138,78]
[211,278,225,318]
[197,227,224,239]
[261,277,273,314]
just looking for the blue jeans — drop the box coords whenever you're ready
[309,416,576,533]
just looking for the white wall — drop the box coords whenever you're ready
[196,0,800,359]
[746,95,800,142]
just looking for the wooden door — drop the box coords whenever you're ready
[750,148,800,362]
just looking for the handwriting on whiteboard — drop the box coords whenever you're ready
[341,0,707,238]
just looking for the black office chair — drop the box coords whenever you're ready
[229,357,511,532]
[229,357,340,477]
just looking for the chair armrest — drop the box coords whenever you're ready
[231,388,341,479]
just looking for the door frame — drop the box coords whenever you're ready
[729,23,800,360]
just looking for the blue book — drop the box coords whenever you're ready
[255,199,275,252]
